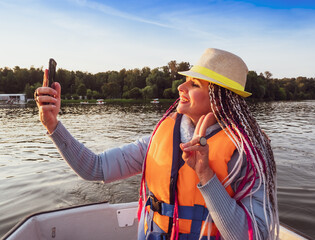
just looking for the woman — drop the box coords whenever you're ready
[35,48,279,240]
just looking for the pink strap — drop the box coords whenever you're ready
[240,203,253,240]
[171,191,179,240]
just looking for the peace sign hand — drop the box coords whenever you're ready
[180,113,216,185]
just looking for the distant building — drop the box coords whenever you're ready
[0,94,27,104]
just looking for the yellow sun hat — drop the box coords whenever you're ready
[178,48,252,97]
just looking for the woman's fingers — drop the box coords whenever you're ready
[181,113,216,154]
[34,84,60,106]
[180,144,192,159]
[34,80,61,134]
[194,115,205,136]
[39,104,57,112]
[36,87,58,97]
[181,136,208,154]
[181,144,207,152]
[42,69,49,87]
[37,95,58,105]
[181,113,216,167]
[199,112,215,136]
[194,113,216,137]
[181,137,201,149]
[51,82,61,99]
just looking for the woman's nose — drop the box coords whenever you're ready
[178,82,187,93]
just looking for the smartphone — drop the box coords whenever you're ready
[42,58,57,104]
[43,58,57,87]
[48,58,57,86]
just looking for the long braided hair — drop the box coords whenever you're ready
[208,83,279,239]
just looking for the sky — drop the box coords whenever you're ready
[0,0,314,79]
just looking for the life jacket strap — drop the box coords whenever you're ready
[179,234,216,240]
[146,195,210,221]
[145,232,216,240]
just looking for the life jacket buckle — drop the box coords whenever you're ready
[150,195,162,215]
[160,233,170,240]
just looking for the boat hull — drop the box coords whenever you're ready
[2,201,311,240]
[3,202,138,240]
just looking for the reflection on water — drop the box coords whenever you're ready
[0,101,315,238]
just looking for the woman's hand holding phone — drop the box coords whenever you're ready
[34,59,61,134]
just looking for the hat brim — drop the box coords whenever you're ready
[178,70,252,98]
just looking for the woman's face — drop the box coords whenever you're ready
[177,77,212,125]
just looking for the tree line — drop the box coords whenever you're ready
[0,63,314,101]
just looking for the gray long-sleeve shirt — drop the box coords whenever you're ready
[49,121,269,240]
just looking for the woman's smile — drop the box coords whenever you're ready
[180,95,189,103]
[177,77,212,125]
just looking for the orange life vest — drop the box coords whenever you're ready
[144,113,236,239]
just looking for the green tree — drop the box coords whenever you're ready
[264,71,273,79]
[95,72,108,90]
[56,69,74,95]
[76,83,87,97]
[283,78,297,100]
[264,79,276,100]
[177,61,190,72]
[0,70,4,93]
[296,77,315,100]
[124,87,142,99]
[101,83,110,98]
[29,67,43,86]
[146,68,167,98]
[92,90,101,99]
[278,87,287,100]
[163,88,174,99]
[83,73,97,90]
[72,94,79,100]
[118,68,126,98]
[168,60,177,81]
[24,83,33,99]
[133,68,145,89]
[107,82,120,98]
[142,85,156,99]
[86,89,93,100]
[140,67,151,86]
[124,68,144,91]
[245,71,266,99]
[14,66,30,93]
[108,71,119,83]
[123,70,135,93]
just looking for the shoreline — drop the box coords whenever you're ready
[23,98,176,105]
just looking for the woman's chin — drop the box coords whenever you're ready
[176,105,186,115]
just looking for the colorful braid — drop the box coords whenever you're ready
[208,84,279,240]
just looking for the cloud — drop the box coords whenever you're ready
[70,0,174,29]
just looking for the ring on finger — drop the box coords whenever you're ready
[199,136,207,146]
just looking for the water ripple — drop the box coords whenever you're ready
[0,101,315,238]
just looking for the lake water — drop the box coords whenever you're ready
[0,101,314,239]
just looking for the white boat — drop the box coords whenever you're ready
[150,98,159,104]
[2,202,311,240]
[96,99,105,105]
[2,202,138,240]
